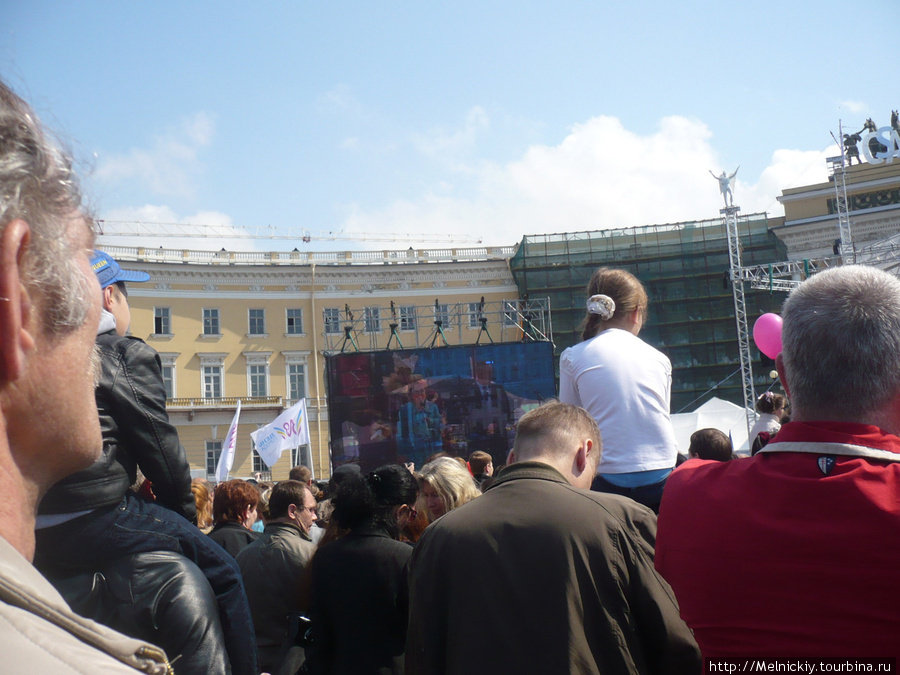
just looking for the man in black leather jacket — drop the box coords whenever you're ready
[39,253,195,519]
[34,251,258,674]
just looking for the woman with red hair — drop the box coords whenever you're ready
[208,479,260,557]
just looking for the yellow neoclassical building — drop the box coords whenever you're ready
[103,244,524,481]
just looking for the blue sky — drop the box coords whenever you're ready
[2,1,898,251]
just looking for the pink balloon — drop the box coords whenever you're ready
[753,313,783,359]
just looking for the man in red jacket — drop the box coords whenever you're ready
[656,265,900,658]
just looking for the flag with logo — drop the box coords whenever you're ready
[250,399,310,468]
[215,399,242,483]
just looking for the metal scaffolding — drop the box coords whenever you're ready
[724,205,757,433]
[320,298,552,353]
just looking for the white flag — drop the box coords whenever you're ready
[250,399,310,468]
[215,399,242,483]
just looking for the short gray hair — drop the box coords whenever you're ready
[781,265,900,419]
[0,79,94,335]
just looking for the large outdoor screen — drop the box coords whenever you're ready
[325,341,556,472]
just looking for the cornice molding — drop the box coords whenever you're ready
[126,259,511,287]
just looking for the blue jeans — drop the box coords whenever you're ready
[591,473,669,514]
[35,493,258,675]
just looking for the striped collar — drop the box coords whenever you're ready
[760,421,900,463]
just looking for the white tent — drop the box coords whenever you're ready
[671,396,755,454]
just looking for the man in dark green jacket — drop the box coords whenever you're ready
[406,401,700,675]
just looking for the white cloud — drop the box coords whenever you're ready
[94,112,215,199]
[411,106,490,162]
[316,84,367,119]
[340,114,840,248]
[838,100,867,115]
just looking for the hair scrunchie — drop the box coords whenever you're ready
[587,294,615,320]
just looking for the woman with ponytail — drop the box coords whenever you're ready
[559,267,677,513]
[305,464,418,675]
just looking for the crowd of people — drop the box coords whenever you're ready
[2,76,899,675]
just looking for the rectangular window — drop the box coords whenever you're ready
[364,306,381,333]
[434,303,451,327]
[252,449,266,473]
[291,445,310,468]
[206,440,223,478]
[399,305,417,332]
[161,365,174,399]
[468,302,481,328]
[503,300,518,327]
[249,364,268,397]
[286,308,303,335]
[248,308,266,335]
[203,308,220,335]
[203,365,222,399]
[324,308,341,335]
[288,364,306,400]
[154,307,171,335]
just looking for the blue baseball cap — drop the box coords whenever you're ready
[90,250,151,289]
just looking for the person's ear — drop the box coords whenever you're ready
[286,503,299,519]
[0,220,35,384]
[101,284,116,312]
[506,449,516,465]
[575,439,592,474]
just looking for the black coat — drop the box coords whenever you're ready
[306,522,412,675]
[208,521,259,558]
[39,330,196,521]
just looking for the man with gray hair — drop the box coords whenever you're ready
[0,78,169,671]
[657,265,900,658]
[406,400,700,674]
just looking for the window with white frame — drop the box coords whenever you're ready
[199,354,227,399]
[244,352,271,398]
[434,303,451,327]
[158,353,179,399]
[203,366,222,398]
[248,308,266,336]
[364,306,381,333]
[468,302,482,328]
[291,445,311,469]
[249,365,267,397]
[324,308,341,335]
[252,448,266,473]
[286,308,303,335]
[154,307,172,335]
[503,300,518,327]
[203,308,220,336]
[283,351,310,402]
[399,305,417,331]
[288,364,306,400]
[206,440,223,478]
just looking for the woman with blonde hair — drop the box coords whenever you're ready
[559,267,677,513]
[418,457,481,520]
[191,477,214,533]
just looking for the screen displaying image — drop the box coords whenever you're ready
[325,342,556,472]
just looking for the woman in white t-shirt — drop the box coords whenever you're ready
[747,391,786,449]
[559,267,677,512]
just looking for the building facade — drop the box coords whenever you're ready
[110,245,519,481]
[775,160,900,260]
